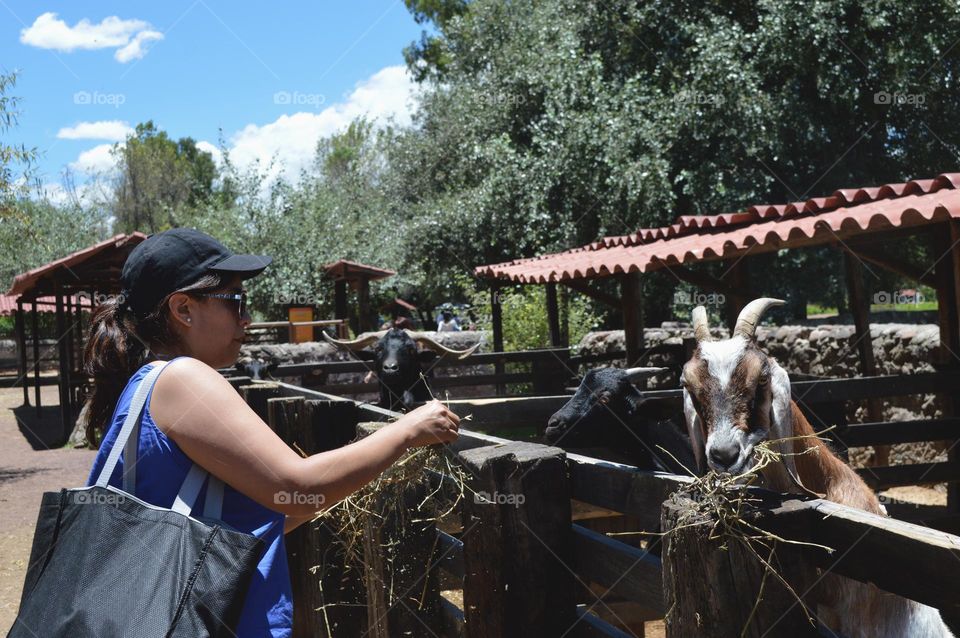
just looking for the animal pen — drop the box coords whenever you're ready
[223,174,960,636]
[226,371,960,637]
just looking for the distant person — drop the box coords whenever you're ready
[437,309,461,332]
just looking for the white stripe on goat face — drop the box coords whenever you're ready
[698,336,754,472]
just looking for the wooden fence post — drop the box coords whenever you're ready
[267,397,365,638]
[240,383,281,421]
[460,441,576,637]
[660,493,820,638]
[225,376,252,393]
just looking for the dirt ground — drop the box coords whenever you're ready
[0,383,96,634]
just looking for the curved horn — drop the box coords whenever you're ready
[322,330,386,351]
[691,306,711,342]
[624,366,669,381]
[408,331,481,359]
[733,298,784,339]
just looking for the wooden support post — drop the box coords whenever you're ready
[54,283,71,444]
[357,277,371,334]
[559,284,570,347]
[31,305,40,415]
[661,493,820,638]
[335,280,349,336]
[354,422,443,638]
[240,383,281,422]
[843,253,886,465]
[491,283,505,396]
[620,272,644,368]
[945,221,960,512]
[723,260,749,335]
[16,302,28,405]
[460,441,575,637]
[546,282,562,347]
[268,397,365,638]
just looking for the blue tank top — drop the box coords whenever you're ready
[86,357,294,637]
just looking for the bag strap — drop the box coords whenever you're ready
[95,361,225,519]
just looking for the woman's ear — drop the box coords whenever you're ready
[166,292,193,328]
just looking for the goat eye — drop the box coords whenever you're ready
[597,394,610,405]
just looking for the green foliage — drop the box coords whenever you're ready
[457,275,600,350]
[0,71,38,216]
[112,121,217,233]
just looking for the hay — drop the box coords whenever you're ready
[656,433,838,636]
[311,405,474,613]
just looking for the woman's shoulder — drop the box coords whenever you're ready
[148,357,242,431]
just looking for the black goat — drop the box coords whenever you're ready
[324,328,479,411]
[545,367,699,475]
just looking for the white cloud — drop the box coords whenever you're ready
[57,120,133,141]
[20,12,163,62]
[114,29,163,63]
[69,143,118,176]
[227,65,417,180]
[195,140,223,166]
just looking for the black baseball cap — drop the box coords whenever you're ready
[121,228,272,319]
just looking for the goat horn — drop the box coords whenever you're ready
[691,306,711,342]
[624,366,669,380]
[322,330,386,351]
[407,330,481,359]
[733,298,784,339]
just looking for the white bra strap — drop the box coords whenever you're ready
[96,363,168,488]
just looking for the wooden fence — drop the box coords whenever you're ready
[227,372,960,637]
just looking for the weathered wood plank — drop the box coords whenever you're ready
[570,606,636,638]
[841,418,960,446]
[571,524,664,614]
[856,461,960,490]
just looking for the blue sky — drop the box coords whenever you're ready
[0,1,425,195]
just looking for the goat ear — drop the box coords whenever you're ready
[767,361,816,496]
[625,389,643,417]
[682,389,706,474]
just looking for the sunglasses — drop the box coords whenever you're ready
[194,291,248,318]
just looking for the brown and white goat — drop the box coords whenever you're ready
[680,298,953,638]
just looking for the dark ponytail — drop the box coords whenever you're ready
[82,273,223,446]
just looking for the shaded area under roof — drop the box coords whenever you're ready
[476,173,960,283]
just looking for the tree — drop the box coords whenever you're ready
[0,70,38,217]
[393,0,960,320]
[111,121,216,233]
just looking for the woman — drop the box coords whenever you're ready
[83,228,460,637]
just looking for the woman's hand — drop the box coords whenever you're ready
[395,400,461,448]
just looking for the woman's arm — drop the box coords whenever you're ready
[149,357,459,517]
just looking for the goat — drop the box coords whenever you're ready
[545,366,699,475]
[323,327,479,411]
[681,298,953,638]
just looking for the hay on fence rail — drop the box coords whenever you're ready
[658,433,837,636]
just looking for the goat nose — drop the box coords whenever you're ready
[709,444,739,470]
[382,361,399,372]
